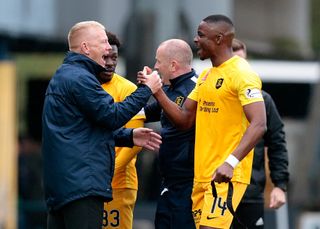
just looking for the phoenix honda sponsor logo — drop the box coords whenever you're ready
[199,100,219,114]
[245,88,262,99]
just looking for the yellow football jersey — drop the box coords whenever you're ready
[102,73,146,190]
[188,56,263,184]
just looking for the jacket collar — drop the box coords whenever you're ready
[169,69,196,88]
[63,51,106,76]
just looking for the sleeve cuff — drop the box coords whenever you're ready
[275,183,287,192]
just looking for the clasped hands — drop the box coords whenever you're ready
[137,66,162,93]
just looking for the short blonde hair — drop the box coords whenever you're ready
[68,21,105,51]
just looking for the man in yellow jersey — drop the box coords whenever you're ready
[138,14,266,229]
[232,38,289,229]
[97,31,145,229]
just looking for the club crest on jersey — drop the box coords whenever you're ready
[216,78,224,89]
[175,96,185,106]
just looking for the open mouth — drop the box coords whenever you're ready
[105,68,115,72]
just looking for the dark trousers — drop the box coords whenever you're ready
[47,196,104,229]
[155,181,195,229]
[232,202,264,229]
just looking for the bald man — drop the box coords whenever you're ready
[139,15,266,229]
[42,21,162,229]
[142,39,197,229]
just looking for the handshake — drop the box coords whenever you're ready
[137,66,162,94]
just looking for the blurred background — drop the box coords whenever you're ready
[0,0,320,228]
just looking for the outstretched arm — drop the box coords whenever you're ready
[132,128,162,151]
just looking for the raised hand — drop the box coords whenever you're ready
[137,66,162,93]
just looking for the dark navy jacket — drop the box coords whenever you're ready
[42,52,152,211]
[144,70,197,187]
[241,91,289,203]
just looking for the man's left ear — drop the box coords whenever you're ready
[170,61,177,71]
[216,34,223,45]
[81,41,90,55]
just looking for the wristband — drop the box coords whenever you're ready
[225,154,239,168]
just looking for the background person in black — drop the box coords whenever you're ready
[232,38,289,228]
[141,39,197,229]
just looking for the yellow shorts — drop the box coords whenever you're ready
[102,188,137,229]
[192,181,247,229]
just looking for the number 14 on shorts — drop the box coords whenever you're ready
[207,196,227,219]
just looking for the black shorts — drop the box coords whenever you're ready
[232,202,264,229]
[47,196,104,229]
[155,181,195,229]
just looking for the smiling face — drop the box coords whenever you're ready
[99,44,118,83]
[194,21,219,61]
[68,21,111,67]
[154,45,172,85]
[85,26,111,67]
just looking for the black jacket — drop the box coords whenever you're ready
[241,91,289,203]
[42,52,152,211]
[144,70,197,187]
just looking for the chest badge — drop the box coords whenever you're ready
[215,78,224,89]
[175,96,185,106]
